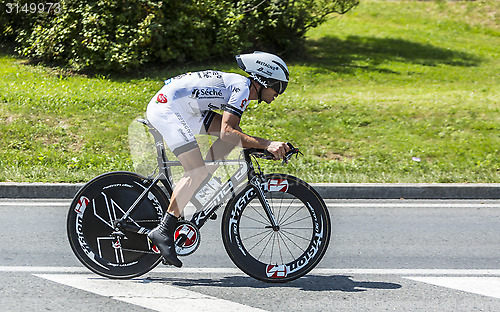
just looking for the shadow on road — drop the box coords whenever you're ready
[146,274,402,292]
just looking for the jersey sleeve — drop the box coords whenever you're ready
[222,82,250,119]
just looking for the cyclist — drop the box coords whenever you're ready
[146,51,291,267]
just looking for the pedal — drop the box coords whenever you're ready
[173,221,201,256]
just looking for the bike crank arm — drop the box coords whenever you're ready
[250,178,279,231]
[117,223,152,235]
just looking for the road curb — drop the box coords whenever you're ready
[0,182,499,199]
[311,183,500,200]
[0,183,84,199]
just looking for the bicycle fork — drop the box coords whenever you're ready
[249,177,280,231]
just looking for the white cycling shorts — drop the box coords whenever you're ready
[146,87,216,157]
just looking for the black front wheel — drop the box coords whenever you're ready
[67,171,169,279]
[222,174,331,283]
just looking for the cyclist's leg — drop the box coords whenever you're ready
[148,101,216,214]
[146,96,210,267]
[147,145,208,267]
[166,148,209,217]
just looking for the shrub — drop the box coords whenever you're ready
[7,0,359,71]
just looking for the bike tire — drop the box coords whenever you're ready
[222,174,331,283]
[67,171,169,279]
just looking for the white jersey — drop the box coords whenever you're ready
[159,70,250,118]
[146,70,251,156]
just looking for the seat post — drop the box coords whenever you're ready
[137,119,174,193]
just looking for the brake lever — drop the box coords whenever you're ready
[282,143,303,165]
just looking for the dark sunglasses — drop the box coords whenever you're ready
[269,81,288,95]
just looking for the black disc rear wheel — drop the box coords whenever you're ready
[67,171,169,279]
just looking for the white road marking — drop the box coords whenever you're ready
[0,201,71,207]
[3,267,500,305]
[0,266,89,273]
[0,200,499,209]
[313,268,500,275]
[405,276,500,299]
[35,274,269,312]
[326,202,500,208]
[2,266,500,275]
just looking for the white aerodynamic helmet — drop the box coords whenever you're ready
[236,51,289,94]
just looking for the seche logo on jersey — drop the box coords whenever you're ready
[190,88,224,99]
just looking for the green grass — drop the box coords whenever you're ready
[1,0,499,183]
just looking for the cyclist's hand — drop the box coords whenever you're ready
[266,141,290,160]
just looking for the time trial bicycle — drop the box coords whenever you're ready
[67,119,331,283]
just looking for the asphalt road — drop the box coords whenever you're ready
[1,199,499,311]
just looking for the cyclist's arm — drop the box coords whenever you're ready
[220,111,289,158]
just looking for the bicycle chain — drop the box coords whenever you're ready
[121,248,157,255]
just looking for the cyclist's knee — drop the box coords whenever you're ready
[185,166,209,186]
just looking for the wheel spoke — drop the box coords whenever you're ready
[270,232,276,263]
[276,197,296,225]
[280,228,312,243]
[256,231,275,261]
[241,213,269,226]
[279,206,306,227]
[248,202,271,224]
[241,228,271,242]
[247,230,273,256]
[277,231,297,260]
[280,215,312,228]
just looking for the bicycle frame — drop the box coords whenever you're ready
[114,119,277,235]
[67,118,330,282]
